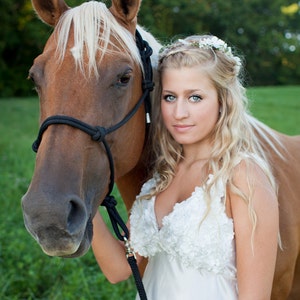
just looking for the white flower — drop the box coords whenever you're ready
[161,35,241,68]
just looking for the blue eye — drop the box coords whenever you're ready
[163,94,176,102]
[189,95,202,103]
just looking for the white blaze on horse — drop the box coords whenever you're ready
[21,1,300,299]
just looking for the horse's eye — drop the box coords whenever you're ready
[27,72,35,83]
[27,72,39,92]
[119,73,131,85]
[27,70,42,93]
[116,70,132,87]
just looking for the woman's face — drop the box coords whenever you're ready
[161,66,220,152]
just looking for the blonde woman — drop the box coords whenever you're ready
[92,35,279,299]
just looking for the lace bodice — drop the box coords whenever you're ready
[130,174,236,278]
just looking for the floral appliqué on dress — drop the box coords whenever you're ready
[130,174,236,279]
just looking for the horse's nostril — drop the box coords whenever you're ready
[67,198,87,234]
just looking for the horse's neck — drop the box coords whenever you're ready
[116,158,149,212]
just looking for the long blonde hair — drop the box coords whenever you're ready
[145,35,277,243]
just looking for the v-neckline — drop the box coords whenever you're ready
[153,183,206,230]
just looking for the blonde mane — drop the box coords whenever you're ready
[247,114,287,159]
[54,1,161,77]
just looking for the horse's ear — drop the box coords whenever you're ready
[110,0,141,32]
[31,0,69,26]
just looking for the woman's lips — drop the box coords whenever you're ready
[173,124,194,132]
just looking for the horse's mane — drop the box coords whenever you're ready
[54,1,161,77]
[247,114,286,159]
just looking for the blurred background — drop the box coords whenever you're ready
[0,0,299,97]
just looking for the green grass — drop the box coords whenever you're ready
[0,86,299,299]
[247,85,300,135]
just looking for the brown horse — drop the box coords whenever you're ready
[21,0,300,299]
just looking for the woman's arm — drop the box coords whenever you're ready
[92,210,143,283]
[230,160,279,300]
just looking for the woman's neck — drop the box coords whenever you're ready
[181,143,212,164]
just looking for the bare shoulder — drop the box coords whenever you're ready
[229,160,279,241]
[229,157,278,228]
[231,158,277,202]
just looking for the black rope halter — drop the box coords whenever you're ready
[32,30,153,300]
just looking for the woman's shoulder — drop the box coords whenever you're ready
[232,152,265,167]
[230,152,276,204]
[232,153,269,180]
[138,172,159,196]
[129,174,158,215]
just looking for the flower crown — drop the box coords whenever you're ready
[160,35,241,67]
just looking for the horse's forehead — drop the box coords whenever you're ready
[52,32,140,82]
[33,25,142,112]
[38,32,133,80]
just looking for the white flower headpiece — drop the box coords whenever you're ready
[160,35,241,67]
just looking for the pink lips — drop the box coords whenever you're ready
[173,124,194,133]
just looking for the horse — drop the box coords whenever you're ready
[21,0,300,299]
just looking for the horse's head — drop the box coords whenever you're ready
[22,0,160,258]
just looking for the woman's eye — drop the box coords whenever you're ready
[189,95,202,103]
[163,94,176,102]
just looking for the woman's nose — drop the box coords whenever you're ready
[173,100,189,119]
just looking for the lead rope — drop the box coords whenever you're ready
[102,191,147,299]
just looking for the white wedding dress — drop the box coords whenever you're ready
[130,174,238,300]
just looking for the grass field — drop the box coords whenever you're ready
[0,86,299,299]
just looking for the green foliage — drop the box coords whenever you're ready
[0,0,85,97]
[0,0,299,97]
[138,0,300,86]
[0,86,299,299]
[0,1,48,97]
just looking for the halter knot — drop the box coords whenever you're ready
[92,126,107,142]
[101,195,117,209]
[140,40,153,59]
[142,80,155,92]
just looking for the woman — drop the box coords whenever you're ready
[92,35,279,299]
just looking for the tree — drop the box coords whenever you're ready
[0,0,299,97]
[279,2,300,84]
[139,0,300,86]
[0,0,84,97]
[0,0,49,96]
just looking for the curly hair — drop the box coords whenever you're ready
[142,35,278,246]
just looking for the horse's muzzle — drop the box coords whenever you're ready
[21,193,93,257]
